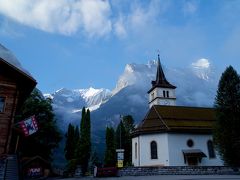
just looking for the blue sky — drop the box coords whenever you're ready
[1,0,240,93]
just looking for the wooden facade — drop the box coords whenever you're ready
[0,58,36,154]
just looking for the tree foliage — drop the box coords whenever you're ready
[64,124,79,161]
[122,115,134,165]
[104,127,116,166]
[75,107,91,175]
[15,88,61,160]
[214,66,240,166]
[115,115,134,166]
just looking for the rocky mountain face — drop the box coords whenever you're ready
[47,58,220,133]
[47,58,220,165]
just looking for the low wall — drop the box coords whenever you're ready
[119,166,240,176]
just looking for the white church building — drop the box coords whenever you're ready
[132,55,223,166]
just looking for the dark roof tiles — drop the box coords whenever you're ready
[133,105,215,136]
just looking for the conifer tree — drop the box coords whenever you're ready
[65,124,80,175]
[64,123,75,160]
[76,107,91,175]
[104,127,116,166]
[122,115,135,165]
[116,120,126,150]
[115,115,135,166]
[74,125,80,148]
[214,66,240,166]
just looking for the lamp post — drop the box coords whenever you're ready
[119,114,122,149]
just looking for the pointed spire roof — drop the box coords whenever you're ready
[148,55,176,93]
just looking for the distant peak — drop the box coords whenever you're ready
[192,58,210,69]
[55,87,68,93]
[125,64,135,73]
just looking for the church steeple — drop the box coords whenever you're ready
[148,54,176,108]
[150,54,176,90]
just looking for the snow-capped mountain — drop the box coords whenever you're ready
[49,58,220,132]
[191,58,215,81]
[112,61,156,95]
[45,87,111,112]
[51,58,221,165]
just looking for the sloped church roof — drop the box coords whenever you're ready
[132,105,215,136]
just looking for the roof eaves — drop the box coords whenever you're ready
[0,58,37,83]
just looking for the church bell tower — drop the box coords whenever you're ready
[148,55,176,108]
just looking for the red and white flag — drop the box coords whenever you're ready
[19,116,39,136]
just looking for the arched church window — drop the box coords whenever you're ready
[163,91,166,97]
[207,140,216,158]
[150,141,158,159]
[135,142,137,159]
[166,91,169,97]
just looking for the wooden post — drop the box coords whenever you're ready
[15,135,20,153]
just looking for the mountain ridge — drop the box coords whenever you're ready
[46,58,220,132]
[49,58,221,166]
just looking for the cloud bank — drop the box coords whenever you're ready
[0,0,112,36]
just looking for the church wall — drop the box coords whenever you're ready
[132,134,170,167]
[167,133,223,166]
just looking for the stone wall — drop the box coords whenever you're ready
[119,166,240,176]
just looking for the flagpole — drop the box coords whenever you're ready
[15,135,20,153]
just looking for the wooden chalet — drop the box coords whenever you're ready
[0,45,37,154]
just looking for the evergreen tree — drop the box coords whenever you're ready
[64,123,75,160]
[122,115,135,165]
[116,120,126,150]
[76,107,91,175]
[115,115,135,166]
[214,66,240,166]
[65,125,80,175]
[104,127,116,166]
[74,126,80,146]
[15,88,61,160]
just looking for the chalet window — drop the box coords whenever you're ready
[163,91,166,97]
[166,91,169,97]
[207,140,216,158]
[0,97,5,113]
[150,141,158,159]
[135,143,137,159]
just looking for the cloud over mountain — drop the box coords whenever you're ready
[0,0,112,36]
[48,58,220,133]
[49,58,221,165]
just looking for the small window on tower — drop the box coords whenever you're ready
[151,92,154,100]
[163,91,166,97]
[166,91,169,97]
[0,97,6,113]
